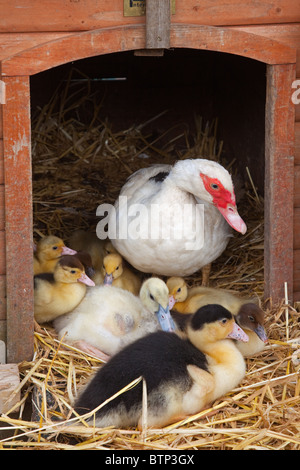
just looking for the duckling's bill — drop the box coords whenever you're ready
[168,295,176,309]
[227,322,249,342]
[254,324,268,343]
[77,272,95,286]
[156,304,176,332]
[62,246,77,255]
[104,273,113,285]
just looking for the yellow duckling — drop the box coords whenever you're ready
[34,255,95,324]
[74,304,248,428]
[167,277,267,356]
[102,253,141,295]
[34,235,76,275]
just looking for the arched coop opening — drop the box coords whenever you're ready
[30,49,266,294]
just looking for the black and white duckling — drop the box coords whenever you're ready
[109,159,246,285]
[167,277,267,356]
[34,235,76,275]
[74,304,248,428]
[34,255,95,324]
[54,277,175,361]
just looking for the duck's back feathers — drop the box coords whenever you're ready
[75,331,208,421]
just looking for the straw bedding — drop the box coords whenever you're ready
[0,73,299,450]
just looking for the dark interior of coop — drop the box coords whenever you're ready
[30,48,266,293]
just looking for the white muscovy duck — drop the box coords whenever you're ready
[108,159,246,280]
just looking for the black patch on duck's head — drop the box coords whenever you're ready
[149,171,169,183]
[34,272,55,287]
[58,255,84,270]
[190,304,233,331]
[73,251,95,277]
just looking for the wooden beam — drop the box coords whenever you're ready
[146,0,170,49]
[2,76,34,363]
[264,63,296,302]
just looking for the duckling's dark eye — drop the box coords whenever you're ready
[116,266,119,270]
[210,183,219,190]
[221,318,228,324]
[248,315,255,322]
[177,287,181,293]
[52,246,58,250]
[150,294,154,301]
[70,270,76,274]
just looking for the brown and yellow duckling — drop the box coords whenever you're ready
[69,229,116,284]
[167,277,267,356]
[34,255,95,324]
[74,304,248,428]
[34,235,76,275]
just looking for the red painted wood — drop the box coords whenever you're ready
[0,0,299,32]
[2,76,34,363]
[264,63,296,301]
[0,24,296,78]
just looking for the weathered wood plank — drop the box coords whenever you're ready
[1,25,296,77]
[293,249,300,295]
[0,32,76,61]
[264,63,296,301]
[0,230,6,276]
[0,23,299,63]
[0,0,299,32]
[0,275,6,321]
[293,208,300,250]
[233,23,300,76]
[0,364,20,412]
[2,76,34,363]
[146,0,170,49]
[295,122,300,163]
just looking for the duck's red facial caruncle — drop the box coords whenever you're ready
[200,173,247,235]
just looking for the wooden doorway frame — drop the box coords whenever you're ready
[0,24,296,362]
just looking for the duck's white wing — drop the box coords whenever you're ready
[119,164,172,200]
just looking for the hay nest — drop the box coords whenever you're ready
[1,72,299,450]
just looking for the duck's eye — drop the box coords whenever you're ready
[116,266,119,270]
[210,183,219,190]
[221,318,228,324]
[248,315,255,322]
[177,287,181,293]
[70,270,76,274]
[150,294,154,301]
[52,246,58,250]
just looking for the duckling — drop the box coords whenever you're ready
[167,277,267,356]
[34,235,77,275]
[54,277,175,360]
[102,253,141,295]
[34,255,95,324]
[167,276,189,309]
[69,230,116,284]
[74,304,248,428]
[234,303,267,356]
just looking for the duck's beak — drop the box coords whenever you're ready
[62,246,77,255]
[104,273,113,285]
[168,295,176,309]
[78,272,95,287]
[227,322,249,342]
[156,304,176,332]
[218,205,247,235]
[254,324,268,343]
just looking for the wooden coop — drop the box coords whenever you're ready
[0,0,299,365]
